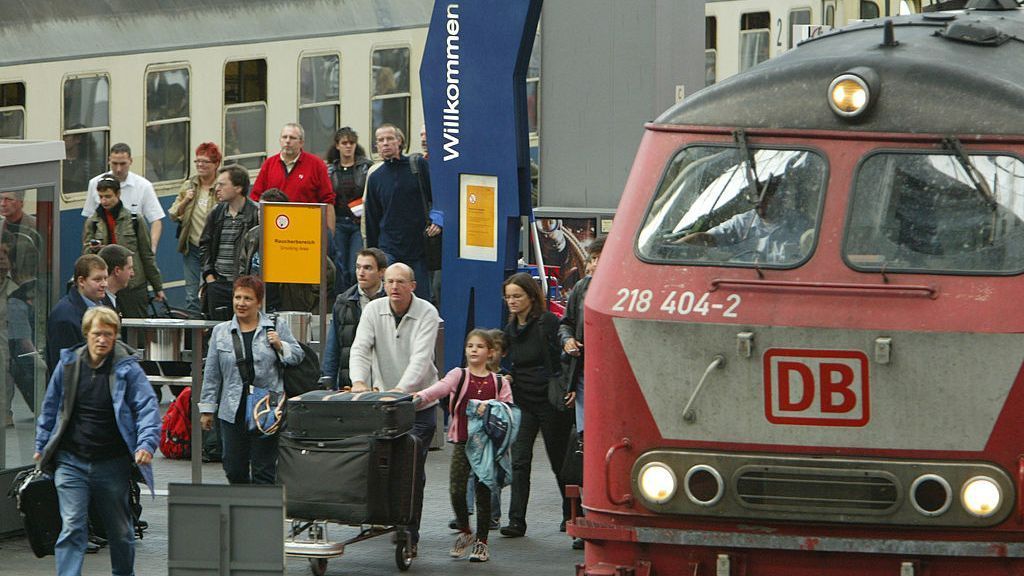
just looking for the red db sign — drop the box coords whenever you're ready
[763,349,869,427]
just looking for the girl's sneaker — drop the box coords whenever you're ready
[450,532,475,558]
[469,540,490,562]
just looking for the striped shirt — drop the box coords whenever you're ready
[214,212,248,279]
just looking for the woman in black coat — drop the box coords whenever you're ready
[500,272,573,537]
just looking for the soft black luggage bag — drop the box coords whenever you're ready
[9,468,61,558]
[278,433,419,525]
[284,390,414,439]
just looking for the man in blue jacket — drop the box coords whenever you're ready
[35,306,160,576]
[46,254,108,377]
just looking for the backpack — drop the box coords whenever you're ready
[269,315,324,397]
[159,388,192,459]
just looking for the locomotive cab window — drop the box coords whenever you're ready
[62,74,110,196]
[223,59,267,170]
[0,82,25,139]
[637,146,826,268]
[145,65,190,183]
[845,152,1024,275]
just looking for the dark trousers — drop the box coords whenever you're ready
[450,442,492,540]
[508,399,573,528]
[408,407,436,544]
[219,416,279,484]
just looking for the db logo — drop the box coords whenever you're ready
[763,348,869,427]
[275,214,290,230]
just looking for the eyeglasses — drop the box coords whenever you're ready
[194,159,213,165]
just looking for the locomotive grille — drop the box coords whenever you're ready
[735,466,898,514]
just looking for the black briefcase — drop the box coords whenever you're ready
[9,467,61,558]
[283,390,414,439]
[278,433,419,525]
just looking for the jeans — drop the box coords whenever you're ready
[332,218,362,295]
[183,243,202,317]
[219,416,279,485]
[54,451,135,576]
[508,399,573,529]
[575,377,585,433]
[409,407,437,544]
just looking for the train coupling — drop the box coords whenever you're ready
[575,560,652,576]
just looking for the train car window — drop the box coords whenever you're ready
[861,1,880,19]
[299,54,341,161]
[223,59,267,170]
[845,152,1024,275]
[637,146,826,268]
[706,17,717,86]
[526,28,541,137]
[825,3,836,27]
[739,12,771,71]
[788,9,811,49]
[62,75,110,195]
[0,82,25,139]
[371,47,411,154]
[144,66,190,183]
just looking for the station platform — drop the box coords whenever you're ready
[2,396,583,575]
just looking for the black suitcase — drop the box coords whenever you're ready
[278,433,419,525]
[284,390,414,439]
[9,468,61,558]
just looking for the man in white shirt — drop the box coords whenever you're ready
[82,143,165,251]
[349,263,439,557]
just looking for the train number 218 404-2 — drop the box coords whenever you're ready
[611,288,741,318]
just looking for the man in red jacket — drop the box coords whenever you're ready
[250,123,336,233]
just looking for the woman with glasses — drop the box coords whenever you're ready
[169,142,222,317]
[326,127,372,293]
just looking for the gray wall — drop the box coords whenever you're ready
[538,0,705,210]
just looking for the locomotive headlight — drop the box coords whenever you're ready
[829,75,869,116]
[828,68,878,119]
[638,462,677,504]
[961,476,1002,517]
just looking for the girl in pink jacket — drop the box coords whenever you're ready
[414,329,513,563]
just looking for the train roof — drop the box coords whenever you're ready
[659,7,1024,135]
[0,0,432,67]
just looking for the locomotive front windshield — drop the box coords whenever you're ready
[846,152,1024,275]
[637,146,825,267]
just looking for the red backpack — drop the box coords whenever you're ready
[159,388,192,459]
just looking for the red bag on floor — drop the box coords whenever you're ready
[160,388,192,459]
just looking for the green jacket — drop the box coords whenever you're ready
[82,203,164,292]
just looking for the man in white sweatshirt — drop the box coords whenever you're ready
[349,262,439,556]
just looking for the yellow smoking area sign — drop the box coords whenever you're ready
[460,174,498,262]
[261,203,324,284]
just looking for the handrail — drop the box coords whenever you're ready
[1017,456,1024,525]
[605,438,633,507]
[709,278,938,299]
[682,355,726,424]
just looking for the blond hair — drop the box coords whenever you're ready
[82,306,121,337]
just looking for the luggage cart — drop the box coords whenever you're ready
[278,391,421,574]
[285,520,413,574]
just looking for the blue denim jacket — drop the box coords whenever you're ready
[465,399,521,493]
[198,312,303,423]
[36,342,161,492]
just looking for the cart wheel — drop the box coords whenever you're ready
[309,557,328,576]
[395,541,413,571]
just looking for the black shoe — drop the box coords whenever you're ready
[88,534,108,547]
[85,541,101,554]
[448,518,459,530]
[500,522,526,538]
[559,519,567,532]
[572,538,585,550]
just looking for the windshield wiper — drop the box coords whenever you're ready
[733,129,764,206]
[943,136,997,211]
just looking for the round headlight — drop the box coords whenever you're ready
[961,476,1002,518]
[684,464,724,507]
[828,74,870,117]
[638,462,677,504]
[910,474,952,517]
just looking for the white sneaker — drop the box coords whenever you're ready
[469,540,490,562]
[450,532,475,558]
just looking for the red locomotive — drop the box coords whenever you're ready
[571,4,1024,575]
